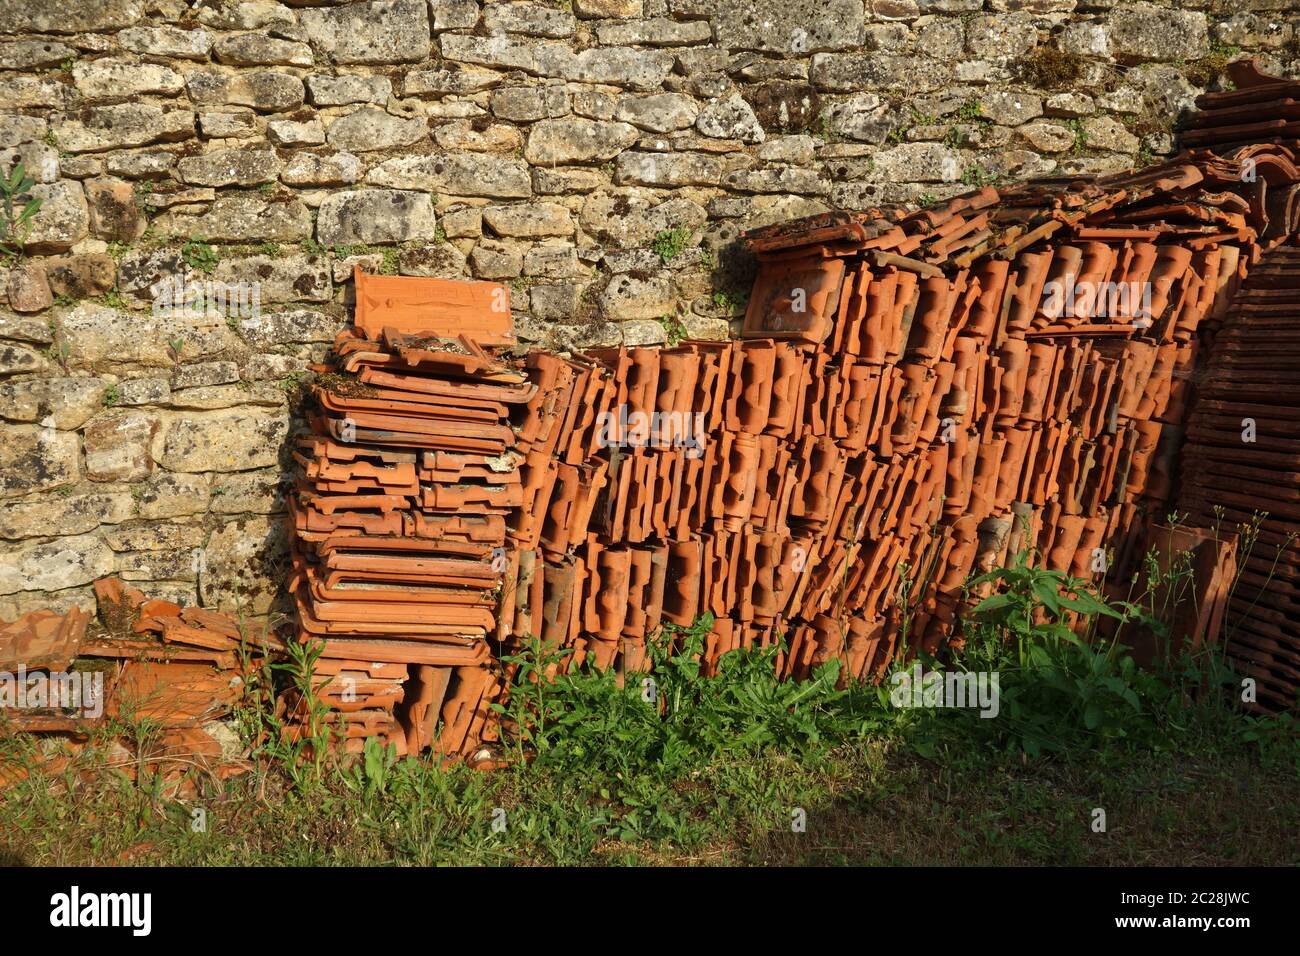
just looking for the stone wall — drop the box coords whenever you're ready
[1,0,1298,622]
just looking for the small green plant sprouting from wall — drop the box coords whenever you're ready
[0,162,42,260]
[99,289,127,309]
[1065,117,1088,155]
[944,98,991,148]
[887,106,940,145]
[712,289,746,316]
[651,227,692,265]
[954,98,986,124]
[182,236,219,274]
[961,165,1004,189]
[660,314,689,347]
[1186,40,1242,89]
[279,370,308,397]
[44,339,70,372]
[102,384,120,408]
[810,110,841,143]
[329,242,372,259]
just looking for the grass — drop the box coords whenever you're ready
[1,710,1294,867]
[2,557,1297,867]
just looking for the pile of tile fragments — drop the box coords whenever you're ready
[0,579,264,788]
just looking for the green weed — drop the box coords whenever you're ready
[99,288,127,309]
[181,236,219,274]
[961,165,1004,188]
[1065,117,1088,154]
[250,637,338,792]
[712,289,746,315]
[651,227,693,264]
[660,314,688,346]
[0,162,42,258]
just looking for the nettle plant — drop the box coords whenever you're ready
[960,552,1170,756]
[966,554,1129,667]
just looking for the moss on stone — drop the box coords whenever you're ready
[1019,43,1087,90]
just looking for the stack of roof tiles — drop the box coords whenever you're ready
[91,578,262,730]
[280,58,1300,759]
[508,167,1211,683]
[286,270,525,757]
[1178,247,1300,710]
[1170,64,1300,708]
[502,60,1300,708]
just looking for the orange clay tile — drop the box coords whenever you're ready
[354,267,514,345]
